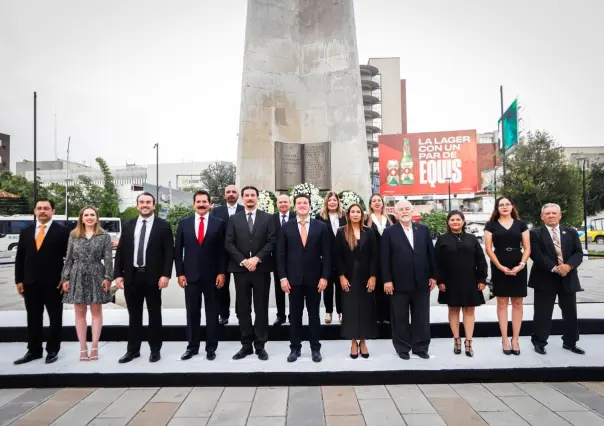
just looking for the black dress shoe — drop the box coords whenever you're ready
[256,349,269,361]
[232,348,253,360]
[273,317,286,326]
[181,350,198,361]
[206,351,216,361]
[287,350,301,363]
[399,352,410,360]
[118,351,140,364]
[219,317,229,325]
[563,343,585,355]
[45,352,59,364]
[149,352,161,363]
[414,351,430,360]
[311,350,322,363]
[14,352,43,365]
[533,344,546,355]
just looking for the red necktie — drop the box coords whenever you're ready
[198,217,205,245]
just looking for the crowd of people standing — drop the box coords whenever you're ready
[13,188,587,366]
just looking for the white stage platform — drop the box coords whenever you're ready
[2,336,603,387]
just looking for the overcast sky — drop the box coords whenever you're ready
[1,0,602,170]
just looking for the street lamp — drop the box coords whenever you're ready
[577,157,589,252]
[64,178,73,218]
[153,143,159,215]
[445,177,452,211]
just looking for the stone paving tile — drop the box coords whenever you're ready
[150,388,192,403]
[550,382,604,415]
[220,387,256,402]
[482,383,526,397]
[97,389,157,420]
[128,402,180,426]
[402,413,447,426]
[322,387,361,416]
[289,387,326,426]
[358,398,405,426]
[452,383,510,412]
[428,397,488,426]
[418,384,458,398]
[87,419,130,426]
[14,388,93,426]
[249,387,287,417]
[51,388,127,426]
[386,385,435,414]
[167,418,209,426]
[557,411,604,425]
[516,383,586,411]
[580,382,604,397]
[174,387,223,418]
[206,401,250,426]
[354,386,390,400]
[246,416,286,426]
[325,415,366,426]
[0,389,61,426]
[478,411,531,426]
[499,396,572,426]
[0,389,30,408]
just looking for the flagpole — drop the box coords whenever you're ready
[500,85,506,183]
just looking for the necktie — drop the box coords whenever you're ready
[300,220,308,247]
[552,228,564,265]
[35,224,46,250]
[198,216,205,245]
[247,212,254,233]
[137,220,147,267]
[281,214,286,226]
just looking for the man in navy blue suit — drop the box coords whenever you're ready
[175,190,226,361]
[278,193,331,363]
[382,200,437,360]
[210,184,243,325]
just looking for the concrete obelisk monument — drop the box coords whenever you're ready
[236,0,370,196]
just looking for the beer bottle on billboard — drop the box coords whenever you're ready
[400,138,414,185]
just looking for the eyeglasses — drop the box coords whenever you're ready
[498,204,512,208]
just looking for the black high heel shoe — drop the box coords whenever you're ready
[502,338,512,355]
[360,341,369,359]
[511,338,521,356]
[350,341,359,359]
[453,338,462,355]
[465,339,474,357]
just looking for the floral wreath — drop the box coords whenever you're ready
[288,183,324,217]
[257,190,277,214]
[338,190,366,212]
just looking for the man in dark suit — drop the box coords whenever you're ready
[529,203,585,355]
[382,200,436,360]
[278,193,331,363]
[115,192,174,363]
[210,184,243,325]
[272,194,295,325]
[175,190,226,361]
[225,185,275,360]
[14,199,70,365]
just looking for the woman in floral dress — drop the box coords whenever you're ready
[61,206,114,361]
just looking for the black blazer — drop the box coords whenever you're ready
[174,215,226,284]
[315,213,347,240]
[334,227,378,282]
[381,222,437,293]
[15,221,70,286]
[225,209,276,273]
[211,203,243,223]
[114,217,174,284]
[277,218,331,286]
[271,211,296,270]
[528,226,583,293]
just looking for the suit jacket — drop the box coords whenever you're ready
[528,226,583,293]
[174,215,226,284]
[271,211,296,271]
[211,203,243,223]
[381,222,436,293]
[225,209,276,273]
[15,221,70,286]
[277,218,331,286]
[334,227,378,282]
[315,213,347,241]
[114,217,174,284]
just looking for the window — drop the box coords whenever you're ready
[100,220,120,233]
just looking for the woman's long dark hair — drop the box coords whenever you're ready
[489,196,520,223]
[343,203,367,250]
[446,210,467,234]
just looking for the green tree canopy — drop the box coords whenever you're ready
[0,171,49,214]
[95,157,120,217]
[420,210,447,235]
[200,161,236,204]
[586,163,604,216]
[166,205,195,234]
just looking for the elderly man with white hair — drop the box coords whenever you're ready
[529,203,585,355]
[381,200,437,360]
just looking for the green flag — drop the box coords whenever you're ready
[498,99,518,152]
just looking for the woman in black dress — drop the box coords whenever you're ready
[436,211,487,357]
[335,203,378,358]
[316,191,347,324]
[484,196,531,355]
[365,193,395,324]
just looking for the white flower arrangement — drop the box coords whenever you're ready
[339,190,362,211]
[289,183,324,217]
[257,190,276,214]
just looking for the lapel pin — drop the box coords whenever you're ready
[562,231,566,235]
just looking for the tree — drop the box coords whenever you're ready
[46,175,106,217]
[95,157,120,217]
[120,206,139,222]
[0,171,49,214]
[586,163,604,216]
[420,210,447,236]
[501,131,584,226]
[200,161,236,203]
[166,205,195,234]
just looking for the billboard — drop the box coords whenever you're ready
[379,130,478,196]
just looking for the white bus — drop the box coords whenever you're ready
[0,215,122,252]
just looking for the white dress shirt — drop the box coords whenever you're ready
[227,204,238,217]
[402,223,414,249]
[35,219,53,238]
[329,213,339,235]
[546,224,562,272]
[195,212,209,240]
[371,213,388,235]
[279,211,290,225]
[134,215,155,267]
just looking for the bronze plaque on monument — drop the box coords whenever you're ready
[275,141,331,191]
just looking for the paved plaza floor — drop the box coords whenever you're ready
[2,382,604,426]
